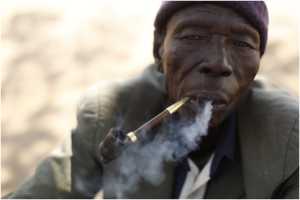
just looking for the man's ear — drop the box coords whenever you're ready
[153,29,164,73]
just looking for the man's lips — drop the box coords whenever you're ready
[183,91,229,112]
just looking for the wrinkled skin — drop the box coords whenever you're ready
[154,4,260,135]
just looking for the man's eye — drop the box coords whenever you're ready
[184,35,202,40]
[232,41,249,47]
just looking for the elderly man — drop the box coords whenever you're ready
[3,1,298,199]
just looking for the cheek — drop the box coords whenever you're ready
[233,52,260,93]
[231,50,260,90]
[162,42,190,102]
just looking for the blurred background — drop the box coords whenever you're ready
[1,0,299,197]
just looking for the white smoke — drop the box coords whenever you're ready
[110,101,213,198]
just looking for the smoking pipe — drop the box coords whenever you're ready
[99,97,190,164]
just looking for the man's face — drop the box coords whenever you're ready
[155,4,261,127]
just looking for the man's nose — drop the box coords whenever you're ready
[198,44,233,77]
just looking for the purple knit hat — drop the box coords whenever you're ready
[154,1,269,54]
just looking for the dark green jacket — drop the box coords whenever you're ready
[3,64,299,199]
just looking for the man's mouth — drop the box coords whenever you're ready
[184,91,229,112]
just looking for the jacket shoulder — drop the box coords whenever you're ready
[241,75,298,116]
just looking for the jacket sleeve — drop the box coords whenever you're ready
[2,86,103,199]
[273,117,299,199]
[283,116,299,199]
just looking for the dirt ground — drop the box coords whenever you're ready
[1,1,299,197]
